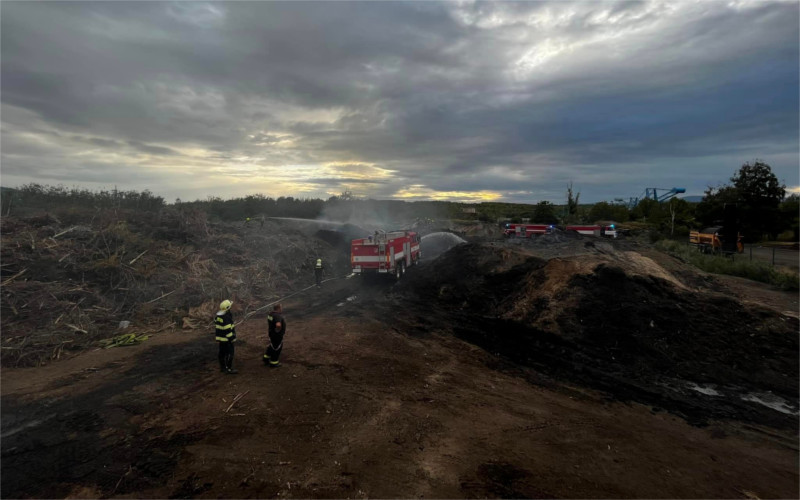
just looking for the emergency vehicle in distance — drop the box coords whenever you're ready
[350,230,421,279]
[565,224,618,238]
[503,223,618,238]
[502,223,555,237]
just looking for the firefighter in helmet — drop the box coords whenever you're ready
[263,303,287,367]
[314,258,324,287]
[214,299,238,374]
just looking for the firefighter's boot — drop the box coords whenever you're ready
[224,352,237,374]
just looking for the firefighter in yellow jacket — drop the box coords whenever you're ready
[315,258,324,287]
[214,299,238,374]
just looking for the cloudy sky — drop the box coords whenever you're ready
[2,1,798,204]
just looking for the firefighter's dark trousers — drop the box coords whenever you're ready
[264,332,284,366]
[315,268,323,286]
[218,341,234,371]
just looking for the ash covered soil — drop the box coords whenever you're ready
[2,225,798,499]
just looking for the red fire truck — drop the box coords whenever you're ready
[565,224,618,238]
[502,223,555,238]
[351,230,421,278]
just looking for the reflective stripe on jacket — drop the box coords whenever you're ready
[214,311,236,342]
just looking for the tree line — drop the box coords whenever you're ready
[2,161,796,243]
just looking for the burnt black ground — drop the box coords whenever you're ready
[392,241,799,430]
[1,341,209,498]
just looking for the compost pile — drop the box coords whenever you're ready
[0,209,349,367]
[396,237,799,427]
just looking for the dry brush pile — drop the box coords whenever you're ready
[1,208,340,367]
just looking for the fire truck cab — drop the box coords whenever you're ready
[351,230,421,279]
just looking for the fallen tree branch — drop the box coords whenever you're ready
[112,465,133,496]
[128,249,148,265]
[53,227,77,239]
[225,390,249,413]
[65,324,88,334]
[1,268,27,286]
[145,289,176,304]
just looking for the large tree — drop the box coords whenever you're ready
[694,185,739,229]
[587,201,630,223]
[697,161,786,240]
[732,161,786,239]
[630,198,665,225]
[565,182,581,223]
[664,198,694,237]
[532,201,559,224]
[778,194,799,241]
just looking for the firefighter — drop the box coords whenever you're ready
[263,303,286,367]
[214,299,238,374]
[244,217,251,227]
[314,258,324,287]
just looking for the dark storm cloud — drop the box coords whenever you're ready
[1,1,798,203]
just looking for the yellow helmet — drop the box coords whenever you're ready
[219,299,232,311]
[316,258,322,265]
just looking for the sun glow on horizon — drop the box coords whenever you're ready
[392,185,503,202]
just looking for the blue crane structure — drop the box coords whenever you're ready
[626,187,686,209]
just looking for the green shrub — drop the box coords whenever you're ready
[648,230,664,243]
[656,240,799,291]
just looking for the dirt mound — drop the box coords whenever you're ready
[397,241,799,427]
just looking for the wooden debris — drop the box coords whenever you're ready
[1,269,27,286]
[65,324,88,334]
[53,227,77,239]
[225,390,250,413]
[128,249,148,265]
[145,289,176,304]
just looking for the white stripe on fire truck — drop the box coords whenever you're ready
[352,256,384,263]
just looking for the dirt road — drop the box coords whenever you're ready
[2,239,798,499]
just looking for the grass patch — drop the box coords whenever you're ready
[656,240,799,291]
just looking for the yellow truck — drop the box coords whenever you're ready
[689,226,744,254]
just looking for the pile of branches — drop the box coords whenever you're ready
[1,209,338,367]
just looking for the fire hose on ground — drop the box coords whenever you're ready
[235,273,353,327]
